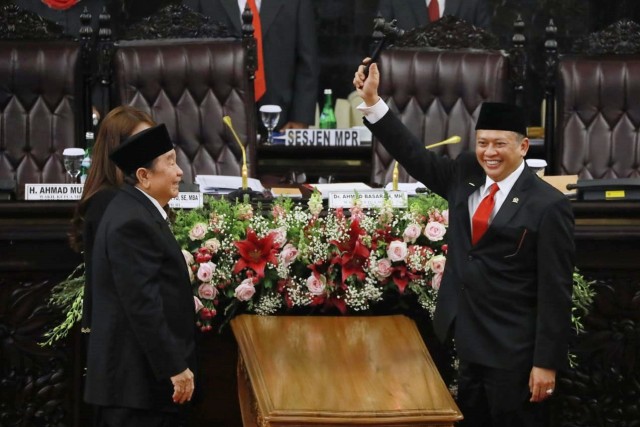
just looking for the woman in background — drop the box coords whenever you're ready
[70,105,155,332]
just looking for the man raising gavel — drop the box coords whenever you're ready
[354,59,575,427]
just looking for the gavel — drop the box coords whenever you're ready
[363,16,406,77]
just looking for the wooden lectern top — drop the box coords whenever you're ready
[231,315,462,426]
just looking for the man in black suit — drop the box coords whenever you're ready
[354,61,574,427]
[183,0,319,130]
[378,0,491,29]
[85,124,196,427]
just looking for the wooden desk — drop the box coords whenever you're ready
[231,315,462,426]
[256,145,372,184]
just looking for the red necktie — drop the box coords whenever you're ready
[472,183,499,245]
[247,0,266,101]
[428,0,440,22]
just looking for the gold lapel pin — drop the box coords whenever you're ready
[512,197,519,203]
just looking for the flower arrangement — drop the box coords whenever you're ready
[173,192,450,331]
[42,190,594,347]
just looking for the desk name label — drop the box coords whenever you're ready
[328,190,408,209]
[25,184,83,200]
[169,192,203,209]
[285,129,361,147]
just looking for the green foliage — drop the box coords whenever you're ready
[408,191,449,215]
[41,263,85,346]
[571,269,596,334]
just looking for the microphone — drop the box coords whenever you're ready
[222,116,248,190]
[425,135,461,150]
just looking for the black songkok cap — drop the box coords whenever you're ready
[475,102,527,136]
[110,124,174,174]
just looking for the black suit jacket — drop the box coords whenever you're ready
[367,111,575,371]
[378,0,491,29]
[81,187,118,330]
[85,185,195,411]
[184,0,319,127]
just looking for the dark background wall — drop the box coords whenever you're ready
[7,0,640,125]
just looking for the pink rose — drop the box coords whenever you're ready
[350,205,365,223]
[194,296,204,313]
[432,272,443,290]
[204,238,220,254]
[376,258,393,279]
[430,255,446,274]
[387,240,408,262]
[272,204,286,219]
[270,227,287,247]
[189,223,208,241]
[280,243,299,266]
[442,209,449,225]
[424,221,446,241]
[236,204,253,220]
[235,278,255,301]
[197,261,216,282]
[306,274,326,296]
[403,223,422,243]
[198,283,217,300]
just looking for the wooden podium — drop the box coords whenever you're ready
[231,315,462,426]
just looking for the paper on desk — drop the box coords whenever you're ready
[195,175,265,194]
[541,175,578,196]
[384,182,427,195]
[310,182,372,198]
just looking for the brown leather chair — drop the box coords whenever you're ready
[552,21,640,179]
[108,6,259,185]
[370,17,519,186]
[0,6,86,199]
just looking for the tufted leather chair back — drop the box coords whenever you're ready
[372,48,510,186]
[0,41,82,198]
[555,56,640,178]
[112,38,257,185]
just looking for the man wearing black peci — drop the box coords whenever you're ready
[354,60,574,427]
[85,124,196,427]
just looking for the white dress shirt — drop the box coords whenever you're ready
[469,161,525,223]
[136,187,168,221]
[358,98,526,226]
[238,0,261,17]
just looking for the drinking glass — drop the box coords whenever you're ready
[259,105,281,145]
[62,148,85,183]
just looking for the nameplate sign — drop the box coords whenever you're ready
[25,184,83,200]
[169,192,204,209]
[328,190,408,209]
[285,129,361,147]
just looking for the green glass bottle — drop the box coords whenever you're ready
[319,89,337,129]
[80,132,94,184]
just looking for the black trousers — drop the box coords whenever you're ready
[94,406,186,427]
[456,361,549,427]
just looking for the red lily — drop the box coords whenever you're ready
[391,264,419,293]
[233,229,278,278]
[324,295,347,314]
[330,220,370,284]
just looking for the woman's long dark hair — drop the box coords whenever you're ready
[70,106,155,252]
